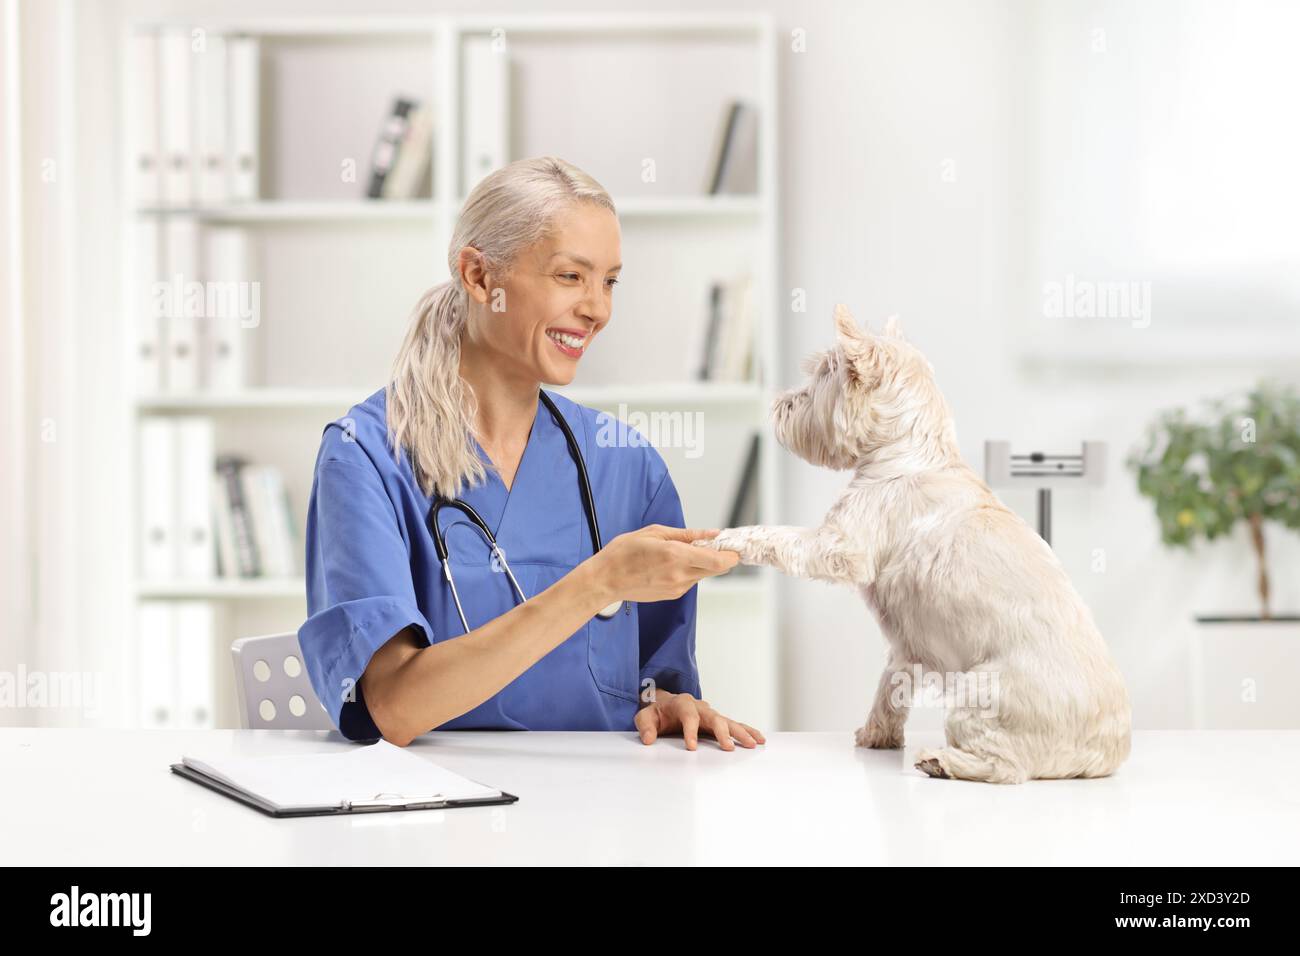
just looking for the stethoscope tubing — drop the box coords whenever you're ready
[429,389,618,633]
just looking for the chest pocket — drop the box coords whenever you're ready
[587,600,641,701]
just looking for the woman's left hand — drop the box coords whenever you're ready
[634,690,766,751]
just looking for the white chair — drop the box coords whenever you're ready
[231,632,334,730]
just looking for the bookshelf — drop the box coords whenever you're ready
[120,12,781,732]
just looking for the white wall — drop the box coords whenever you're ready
[776,0,1300,731]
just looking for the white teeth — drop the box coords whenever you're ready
[547,330,586,350]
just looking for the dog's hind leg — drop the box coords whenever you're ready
[914,708,1029,783]
[855,663,909,749]
[914,746,1026,784]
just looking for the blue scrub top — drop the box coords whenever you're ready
[298,387,703,741]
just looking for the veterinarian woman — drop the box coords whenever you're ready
[298,156,764,751]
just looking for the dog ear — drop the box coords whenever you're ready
[882,314,905,339]
[845,342,883,389]
[845,341,884,392]
[833,304,883,389]
[833,303,865,345]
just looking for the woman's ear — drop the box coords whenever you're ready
[457,245,492,305]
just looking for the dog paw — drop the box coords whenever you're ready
[914,750,951,779]
[695,529,747,556]
[854,721,903,749]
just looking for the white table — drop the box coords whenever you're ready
[4,728,1297,865]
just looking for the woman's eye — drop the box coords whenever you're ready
[557,273,580,281]
[605,277,619,288]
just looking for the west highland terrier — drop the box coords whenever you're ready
[696,305,1131,783]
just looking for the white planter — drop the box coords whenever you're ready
[1190,620,1300,729]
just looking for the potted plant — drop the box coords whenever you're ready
[1128,380,1300,728]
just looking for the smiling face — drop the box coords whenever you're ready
[459,201,622,387]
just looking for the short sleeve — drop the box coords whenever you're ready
[298,439,433,741]
[636,464,704,700]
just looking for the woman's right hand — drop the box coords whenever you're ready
[589,525,739,605]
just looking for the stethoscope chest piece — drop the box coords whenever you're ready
[596,599,623,620]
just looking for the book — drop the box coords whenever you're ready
[212,458,297,579]
[216,455,260,577]
[202,226,256,390]
[174,601,217,729]
[381,104,433,199]
[138,418,178,580]
[136,600,218,729]
[212,473,238,579]
[252,466,298,577]
[706,100,759,195]
[136,602,174,727]
[162,217,201,392]
[726,432,762,576]
[227,35,260,201]
[158,30,194,207]
[727,431,761,528]
[175,417,216,579]
[367,98,416,198]
[195,34,229,206]
[461,36,509,195]
[133,218,165,393]
[126,31,161,206]
[694,273,755,382]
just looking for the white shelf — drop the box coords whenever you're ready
[134,13,767,39]
[134,201,438,222]
[452,194,761,219]
[136,196,757,224]
[134,381,767,412]
[137,578,306,600]
[135,388,370,412]
[557,381,766,408]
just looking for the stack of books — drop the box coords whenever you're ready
[137,417,297,583]
[133,221,257,396]
[367,97,434,199]
[213,456,298,580]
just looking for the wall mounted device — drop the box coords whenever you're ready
[983,441,1107,546]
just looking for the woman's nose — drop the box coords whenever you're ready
[578,290,611,325]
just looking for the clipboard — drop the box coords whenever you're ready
[170,762,519,818]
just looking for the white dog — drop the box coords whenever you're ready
[696,305,1131,783]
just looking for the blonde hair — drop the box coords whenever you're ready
[385,156,616,500]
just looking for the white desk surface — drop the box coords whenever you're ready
[3,728,1297,866]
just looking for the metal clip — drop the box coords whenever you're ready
[344,791,446,811]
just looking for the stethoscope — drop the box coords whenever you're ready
[429,389,624,634]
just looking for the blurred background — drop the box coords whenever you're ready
[2,0,1298,734]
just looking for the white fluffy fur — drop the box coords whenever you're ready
[696,305,1131,783]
